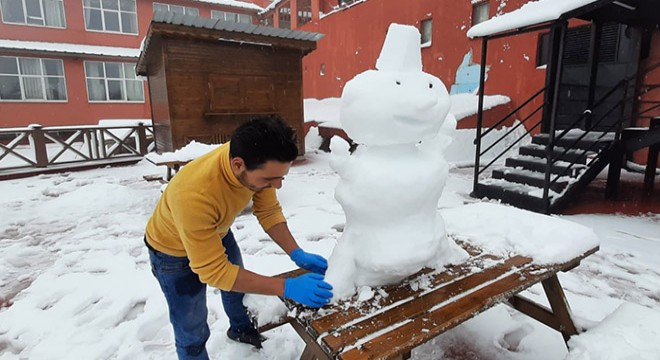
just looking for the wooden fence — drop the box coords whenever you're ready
[0,123,154,179]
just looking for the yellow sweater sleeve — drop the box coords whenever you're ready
[253,187,287,231]
[169,189,240,291]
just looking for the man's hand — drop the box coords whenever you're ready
[284,273,333,307]
[290,248,328,275]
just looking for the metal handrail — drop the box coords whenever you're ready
[547,63,660,186]
[480,87,546,139]
[474,85,547,179]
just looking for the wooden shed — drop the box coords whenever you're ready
[136,11,324,154]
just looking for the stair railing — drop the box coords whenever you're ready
[473,86,547,191]
[545,60,660,192]
[542,79,628,184]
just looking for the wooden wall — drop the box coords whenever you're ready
[159,38,305,153]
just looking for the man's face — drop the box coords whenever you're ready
[235,160,291,192]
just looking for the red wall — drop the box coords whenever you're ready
[634,31,660,166]
[297,0,590,130]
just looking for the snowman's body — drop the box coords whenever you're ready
[324,24,467,300]
[333,144,449,287]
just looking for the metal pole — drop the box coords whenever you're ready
[585,21,602,130]
[473,37,488,196]
[543,21,567,213]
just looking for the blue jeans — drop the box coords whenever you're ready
[147,230,252,360]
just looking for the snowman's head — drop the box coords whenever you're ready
[340,24,451,146]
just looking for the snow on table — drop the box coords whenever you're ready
[441,202,600,265]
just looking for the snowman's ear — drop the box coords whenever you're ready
[376,23,422,73]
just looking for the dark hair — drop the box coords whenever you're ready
[229,115,298,170]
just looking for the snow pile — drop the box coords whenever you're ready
[144,141,221,163]
[449,93,510,120]
[566,302,660,360]
[303,97,342,127]
[467,0,598,38]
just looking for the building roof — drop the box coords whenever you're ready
[467,0,598,38]
[136,10,324,75]
[0,39,140,58]
[191,0,263,11]
[467,0,659,39]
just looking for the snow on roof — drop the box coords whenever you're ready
[191,0,263,11]
[467,0,599,38]
[0,39,140,58]
[261,0,284,13]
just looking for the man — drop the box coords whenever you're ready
[145,116,333,359]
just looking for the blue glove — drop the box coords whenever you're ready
[290,248,328,275]
[284,273,333,308]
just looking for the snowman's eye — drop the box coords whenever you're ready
[429,83,433,88]
[396,81,401,85]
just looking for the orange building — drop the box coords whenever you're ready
[1,0,658,132]
[0,0,265,128]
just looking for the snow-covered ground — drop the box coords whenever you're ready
[1,136,659,359]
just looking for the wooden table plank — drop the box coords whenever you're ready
[339,269,541,359]
[320,256,532,356]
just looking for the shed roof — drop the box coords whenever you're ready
[136,10,324,75]
[467,0,659,38]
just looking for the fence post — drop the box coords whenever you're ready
[29,125,48,167]
[137,123,148,155]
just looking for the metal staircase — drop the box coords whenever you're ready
[471,62,659,214]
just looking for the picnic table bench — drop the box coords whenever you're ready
[144,158,190,181]
[265,240,598,360]
[317,125,358,153]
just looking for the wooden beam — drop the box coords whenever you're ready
[507,295,561,331]
[542,275,578,345]
[290,321,331,360]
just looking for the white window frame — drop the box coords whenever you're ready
[0,56,68,102]
[84,61,144,103]
[153,2,199,16]
[0,0,66,28]
[211,10,252,24]
[82,0,138,35]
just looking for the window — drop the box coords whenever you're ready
[0,56,67,101]
[297,0,312,26]
[0,0,66,27]
[211,10,252,24]
[153,3,199,16]
[421,19,432,46]
[277,7,290,29]
[83,0,137,34]
[261,14,273,27]
[84,61,143,102]
[472,1,489,26]
[536,23,620,67]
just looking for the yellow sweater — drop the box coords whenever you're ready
[145,142,286,290]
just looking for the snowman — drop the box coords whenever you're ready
[325,23,468,301]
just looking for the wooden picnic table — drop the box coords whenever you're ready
[268,240,598,360]
[145,158,190,180]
